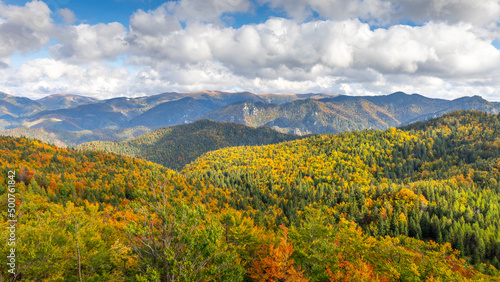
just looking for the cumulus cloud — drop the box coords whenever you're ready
[1,0,500,101]
[128,60,342,96]
[129,4,182,36]
[0,0,53,32]
[122,14,500,100]
[260,0,394,24]
[397,0,500,26]
[127,15,500,80]
[0,59,9,69]
[0,0,53,60]
[356,22,500,78]
[50,22,129,63]
[260,0,500,26]
[1,58,130,99]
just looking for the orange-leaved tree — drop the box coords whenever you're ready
[249,224,309,282]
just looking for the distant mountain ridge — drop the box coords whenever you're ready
[0,90,498,145]
[37,94,100,110]
[201,92,499,134]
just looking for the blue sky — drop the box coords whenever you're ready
[1,0,500,101]
[4,0,282,28]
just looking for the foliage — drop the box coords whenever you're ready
[249,224,309,282]
[184,111,500,271]
[126,182,245,281]
[0,135,170,206]
[0,110,499,280]
[78,119,300,170]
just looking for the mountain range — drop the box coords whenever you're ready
[0,90,498,146]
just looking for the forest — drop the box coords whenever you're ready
[1,110,499,281]
[77,119,300,170]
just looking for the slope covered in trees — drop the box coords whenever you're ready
[184,110,500,270]
[0,110,499,280]
[77,119,301,170]
[0,136,170,206]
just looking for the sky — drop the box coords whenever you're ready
[1,0,500,100]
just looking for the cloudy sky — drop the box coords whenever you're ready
[1,0,500,100]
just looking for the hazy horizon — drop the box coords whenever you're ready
[2,90,498,103]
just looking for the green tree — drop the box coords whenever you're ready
[127,183,245,281]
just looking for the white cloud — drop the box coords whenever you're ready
[50,22,129,63]
[1,0,500,101]
[127,16,500,80]
[260,0,394,24]
[0,0,53,32]
[260,0,500,26]
[129,4,181,36]
[1,59,130,99]
[397,0,500,26]
[123,15,500,100]
[0,0,53,60]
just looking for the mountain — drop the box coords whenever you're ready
[138,90,266,107]
[201,101,278,127]
[259,92,337,104]
[265,97,401,133]
[0,91,269,131]
[127,91,272,127]
[1,90,499,145]
[203,92,500,134]
[0,92,45,119]
[24,103,131,131]
[326,92,449,123]
[0,90,336,142]
[201,96,412,134]
[78,119,301,170]
[128,97,216,127]
[37,94,100,110]
[403,95,500,124]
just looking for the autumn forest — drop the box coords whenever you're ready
[1,110,500,281]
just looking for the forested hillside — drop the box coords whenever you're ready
[77,119,301,170]
[184,110,500,270]
[0,136,170,206]
[0,111,499,281]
